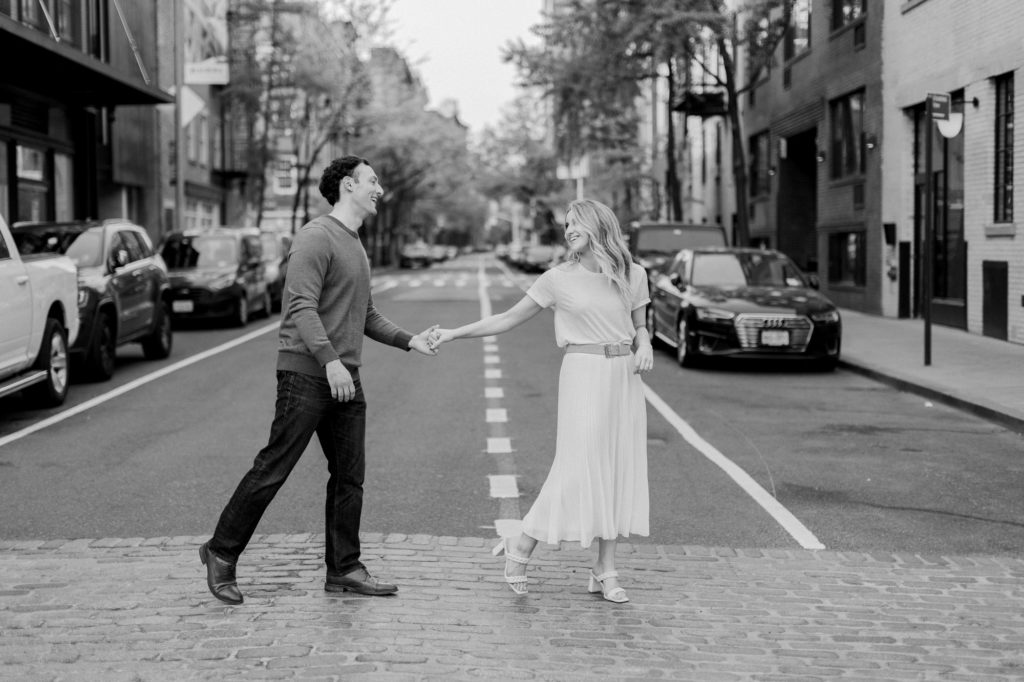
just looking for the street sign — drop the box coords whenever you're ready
[928,92,950,121]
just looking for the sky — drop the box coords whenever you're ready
[386,0,545,133]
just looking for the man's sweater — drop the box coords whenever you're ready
[277,215,413,376]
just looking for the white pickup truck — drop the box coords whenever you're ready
[0,211,80,407]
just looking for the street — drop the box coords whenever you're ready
[2,253,1022,557]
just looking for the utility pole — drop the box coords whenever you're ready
[173,0,185,233]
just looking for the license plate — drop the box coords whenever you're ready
[172,300,194,313]
[760,330,789,346]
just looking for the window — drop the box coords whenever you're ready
[830,91,865,179]
[749,131,770,196]
[54,153,73,221]
[16,144,49,222]
[828,231,866,286]
[198,114,209,167]
[784,0,811,60]
[0,140,8,221]
[994,73,1014,223]
[831,0,866,31]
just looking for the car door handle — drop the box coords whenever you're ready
[16,275,29,285]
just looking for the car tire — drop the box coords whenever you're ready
[25,318,70,407]
[85,311,117,381]
[141,301,173,360]
[676,316,700,368]
[233,296,249,327]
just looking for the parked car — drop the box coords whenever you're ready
[627,221,729,283]
[0,212,79,406]
[646,247,841,370]
[519,244,561,273]
[259,230,291,312]
[11,219,173,382]
[160,228,272,326]
[399,241,432,269]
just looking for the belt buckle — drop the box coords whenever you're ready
[603,344,615,358]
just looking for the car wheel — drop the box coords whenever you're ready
[85,311,117,381]
[142,301,173,360]
[676,316,699,368]
[233,296,249,327]
[25,318,70,407]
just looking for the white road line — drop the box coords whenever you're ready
[488,475,519,498]
[484,355,501,364]
[486,408,508,423]
[483,344,499,353]
[486,437,512,454]
[371,280,399,294]
[485,387,504,399]
[483,335,497,342]
[0,321,280,451]
[643,385,826,550]
[485,369,502,379]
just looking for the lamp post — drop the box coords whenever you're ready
[923,92,964,366]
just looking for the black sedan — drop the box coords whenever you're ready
[646,247,841,370]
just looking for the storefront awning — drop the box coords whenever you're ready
[0,18,172,106]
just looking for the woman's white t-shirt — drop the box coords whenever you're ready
[526,261,650,347]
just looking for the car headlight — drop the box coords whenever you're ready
[810,310,840,323]
[77,288,90,308]
[209,274,238,290]
[695,307,736,322]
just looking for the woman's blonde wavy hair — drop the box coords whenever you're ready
[565,199,633,305]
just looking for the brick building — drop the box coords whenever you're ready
[739,0,1024,345]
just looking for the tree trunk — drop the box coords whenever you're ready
[718,34,750,246]
[666,57,682,221]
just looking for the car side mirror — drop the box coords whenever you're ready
[807,274,820,290]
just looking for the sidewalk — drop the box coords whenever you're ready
[2,534,1023,681]
[838,309,1024,433]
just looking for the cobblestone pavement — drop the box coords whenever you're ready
[2,534,1023,681]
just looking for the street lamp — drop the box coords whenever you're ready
[923,92,963,366]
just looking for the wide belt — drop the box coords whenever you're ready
[564,342,632,358]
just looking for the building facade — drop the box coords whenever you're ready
[737,0,1023,345]
[0,0,170,238]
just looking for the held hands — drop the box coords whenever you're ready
[409,325,440,356]
[426,328,455,352]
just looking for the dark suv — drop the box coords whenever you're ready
[11,219,173,381]
[160,228,272,326]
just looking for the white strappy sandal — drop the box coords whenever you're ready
[492,538,530,595]
[588,570,629,603]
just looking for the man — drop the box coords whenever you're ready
[200,156,438,604]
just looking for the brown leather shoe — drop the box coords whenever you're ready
[325,567,398,596]
[200,542,243,605]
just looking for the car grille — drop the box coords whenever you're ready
[734,313,812,350]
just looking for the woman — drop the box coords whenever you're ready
[430,199,653,603]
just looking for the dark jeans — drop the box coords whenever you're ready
[208,370,367,576]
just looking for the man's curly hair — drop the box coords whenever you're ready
[319,156,370,205]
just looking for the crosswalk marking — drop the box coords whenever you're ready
[486,408,508,423]
[485,369,502,379]
[485,387,504,398]
[487,437,512,454]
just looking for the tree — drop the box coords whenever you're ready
[504,0,795,244]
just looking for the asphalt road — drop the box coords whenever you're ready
[1,254,1022,559]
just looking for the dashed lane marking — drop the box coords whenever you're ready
[486,408,508,423]
[488,475,519,498]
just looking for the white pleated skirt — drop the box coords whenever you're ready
[521,352,649,548]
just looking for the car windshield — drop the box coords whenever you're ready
[635,226,725,254]
[691,252,806,288]
[161,235,237,268]
[12,226,103,267]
